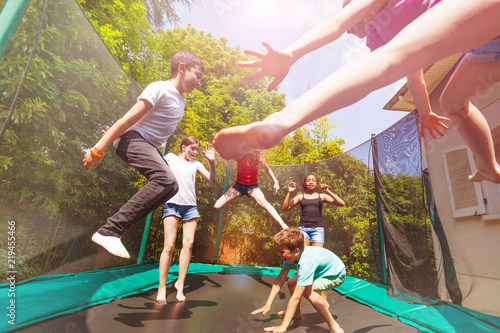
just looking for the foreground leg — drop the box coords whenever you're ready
[175,218,198,302]
[156,215,180,304]
[213,0,500,160]
[440,57,500,183]
[305,290,344,333]
[93,135,178,257]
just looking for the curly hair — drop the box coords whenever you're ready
[272,228,304,253]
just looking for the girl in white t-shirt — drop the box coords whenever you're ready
[156,136,216,304]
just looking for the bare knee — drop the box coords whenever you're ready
[255,198,268,208]
[182,238,194,250]
[287,275,298,291]
[162,242,176,255]
[440,87,468,118]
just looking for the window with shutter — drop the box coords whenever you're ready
[443,146,486,218]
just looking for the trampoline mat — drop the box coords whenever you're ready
[15,273,422,333]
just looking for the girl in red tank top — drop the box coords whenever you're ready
[214,150,288,229]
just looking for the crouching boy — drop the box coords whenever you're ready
[251,228,346,333]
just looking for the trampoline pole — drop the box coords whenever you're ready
[213,160,231,264]
[0,0,31,62]
[137,137,172,263]
[371,134,387,284]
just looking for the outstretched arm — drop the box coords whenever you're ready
[264,285,307,333]
[213,0,500,162]
[239,0,387,92]
[320,184,345,207]
[83,99,152,171]
[251,268,289,317]
[406,70,450,139]
[282,182,300,211]
[263,164,280,195]
[198,143,217,183]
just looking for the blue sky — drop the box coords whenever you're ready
[168,0,409,150]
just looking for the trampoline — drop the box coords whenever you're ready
[4,261,500,333]
[13,272,420,333]
[2,1,500,332]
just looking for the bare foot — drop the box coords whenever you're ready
[174,281,186,302]
[155,286,167,304]
[330,321,344,333]
[469,166,500,183]
[212,120,287,160]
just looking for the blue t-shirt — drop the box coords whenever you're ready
[283,246,346,287]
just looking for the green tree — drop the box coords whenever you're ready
[144,0,200,29]
[77,0,199,82]
[266,116,345,165]
[1,0,145,279]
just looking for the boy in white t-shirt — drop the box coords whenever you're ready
[83,50,205,259]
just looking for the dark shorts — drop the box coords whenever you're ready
[232,182,259,197]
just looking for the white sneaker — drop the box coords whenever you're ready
[92,232,130,259]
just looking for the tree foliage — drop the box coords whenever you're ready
[0,0,435,290]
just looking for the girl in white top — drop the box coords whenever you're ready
[156,136,216,304]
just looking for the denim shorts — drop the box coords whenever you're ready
[163,203,200,221]
[314,275,346,292]
[232,182,259,197]
[299,226,325,244]
[466,38,500,63]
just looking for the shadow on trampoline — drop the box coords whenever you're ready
[113,299,218,327]
[12,273,424,333]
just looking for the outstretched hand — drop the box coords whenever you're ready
[264,326,287,333]
[288,182,297,193]
[238,42,293,92]
[273,182,280,195]
[251,305,271,316]
[420,112,450,139]
[203,143,215,162]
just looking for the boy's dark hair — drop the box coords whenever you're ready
[180,136,200,151]
[272,228,304,253]
[171,50,205,78]
[302,174,318,191]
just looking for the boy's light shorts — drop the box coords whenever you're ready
[466,38,500,63]
[313,275,346,292]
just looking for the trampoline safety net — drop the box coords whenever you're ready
[0,0,457,308]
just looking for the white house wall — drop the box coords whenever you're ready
[423,75,500,317]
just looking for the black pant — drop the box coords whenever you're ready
[98,131,178,237]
